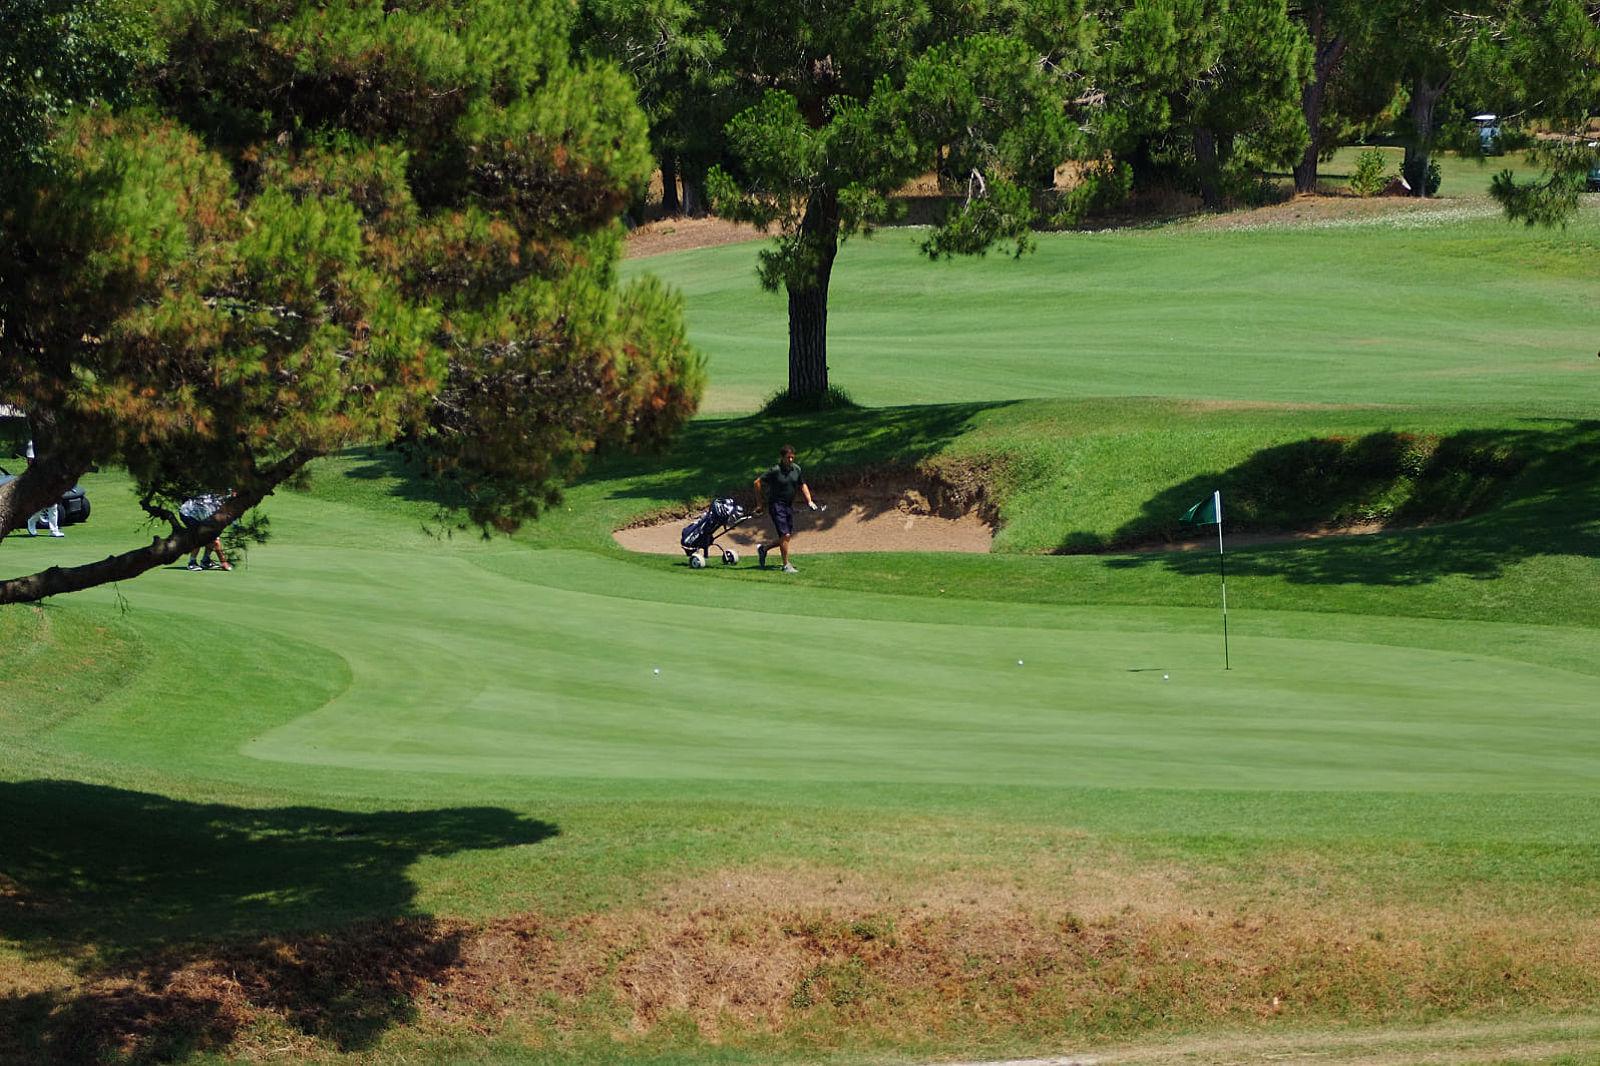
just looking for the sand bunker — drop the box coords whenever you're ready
[614,483,993,556]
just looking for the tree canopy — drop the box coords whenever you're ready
[692,0,1097,403]
[1101,0,1311,209]
[1371,0,1599,197]
[0,0,159,179]
[0,0,702,604]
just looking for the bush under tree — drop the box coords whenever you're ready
[1347,147,1390,196]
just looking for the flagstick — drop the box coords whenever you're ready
[1215,490,1229,671]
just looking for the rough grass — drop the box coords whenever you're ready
[12,855,1600,1064]
[488,398,1600,634]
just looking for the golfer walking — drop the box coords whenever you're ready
[754,444,819,573]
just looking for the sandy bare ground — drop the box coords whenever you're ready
[625,217,765,258]
[614,486,994,557]
[616,503,1389,559]
[623,189,1515,263]
[616,500,1393,559]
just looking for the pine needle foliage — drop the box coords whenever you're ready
[0,0,704,601]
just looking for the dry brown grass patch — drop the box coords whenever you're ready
[10,857,1600,1060]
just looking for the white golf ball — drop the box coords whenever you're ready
[1017,660,1024,666]
[653,667,661,675]
[1163,673,1169,680]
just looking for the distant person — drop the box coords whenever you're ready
[179,493,231,572]
[22,440,65,538]
[26,503,63,538]
[753,443,821,573]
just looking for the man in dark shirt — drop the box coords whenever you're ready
[753,443,819,572]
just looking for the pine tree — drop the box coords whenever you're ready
[1489,8,1600,228]
[0,0,158,182]
[576,0,731,217]
[0,0,703,603]
[1090,0,1310,209]
[700,0,1092,405]
[1383,0,1596,198]
[1287,0,1399,195]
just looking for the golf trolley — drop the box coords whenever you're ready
[680,496,753,569]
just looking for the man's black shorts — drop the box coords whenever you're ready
[769,500,794,537]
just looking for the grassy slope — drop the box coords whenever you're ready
[5,200,1600,1063]
[627,208,1600,415]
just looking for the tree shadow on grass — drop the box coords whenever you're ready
[586,401,1016,507]
[0,780,557,1063]
[341,401,1015,521]
[1096,421,1600,587]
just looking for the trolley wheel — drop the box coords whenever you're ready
[721,548,739,566]
[689,554,707,569]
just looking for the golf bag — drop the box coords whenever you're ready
[681,497,750,568]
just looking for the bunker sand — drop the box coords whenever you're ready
[614,484,994,555]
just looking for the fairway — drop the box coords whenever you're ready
[625,212,1600,415]
[15,452,1600,804]
[36,531,1600,795]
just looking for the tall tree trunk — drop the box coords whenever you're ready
[1403,74,1445,198]
[680,167,707,217]
[1194,127,1222,210]
[1294,5,1349,195]
[785,188,840,402]
[659,150,680,216]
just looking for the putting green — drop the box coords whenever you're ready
[39,525,1600,795]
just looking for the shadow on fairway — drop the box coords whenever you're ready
[0,779,556,1062]
[1099,421,1600,586]
[343,401,1014,523]
[594,401,1016,506]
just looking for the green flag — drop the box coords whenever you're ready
[1181,490,1222,526]
[1179,490,1229,669]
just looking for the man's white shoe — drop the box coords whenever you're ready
[781,563,798,573]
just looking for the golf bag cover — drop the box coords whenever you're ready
[680,497,743,552]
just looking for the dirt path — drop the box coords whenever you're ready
[922,1014,1600,1066]
[623,190,1509,262]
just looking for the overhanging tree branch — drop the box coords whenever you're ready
[0,449,316,605]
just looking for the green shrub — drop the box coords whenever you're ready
[1349,148,1390,197]
[760,384,860,415]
